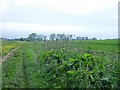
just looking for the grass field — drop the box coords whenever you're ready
[2,39,119,88]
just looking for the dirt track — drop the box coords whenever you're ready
[0,48,17,63]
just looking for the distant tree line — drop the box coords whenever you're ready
[76,36,97,40]
[27,33,47,42]
[49,33,73,41]
[25,33,97,42]
[4,33,120,41]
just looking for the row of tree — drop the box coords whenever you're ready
[76,36,97,40]
[28,33,47,41]
[26,33,97,42]
[0,33,98,41]
[49,33,73,41]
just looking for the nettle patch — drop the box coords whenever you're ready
[39,48,116,88]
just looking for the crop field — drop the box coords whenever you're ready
[1,40,119,88]
[0,40,21,58]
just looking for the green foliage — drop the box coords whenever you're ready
[2,40,119,88]
[38,48,118,88]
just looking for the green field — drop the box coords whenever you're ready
[2,40,119,88]
[0,40,21,58]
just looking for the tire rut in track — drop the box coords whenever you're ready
[22,51,28,88]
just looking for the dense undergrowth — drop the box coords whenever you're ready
[38,48,118,88]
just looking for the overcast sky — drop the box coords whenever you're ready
[0,0,118,39]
